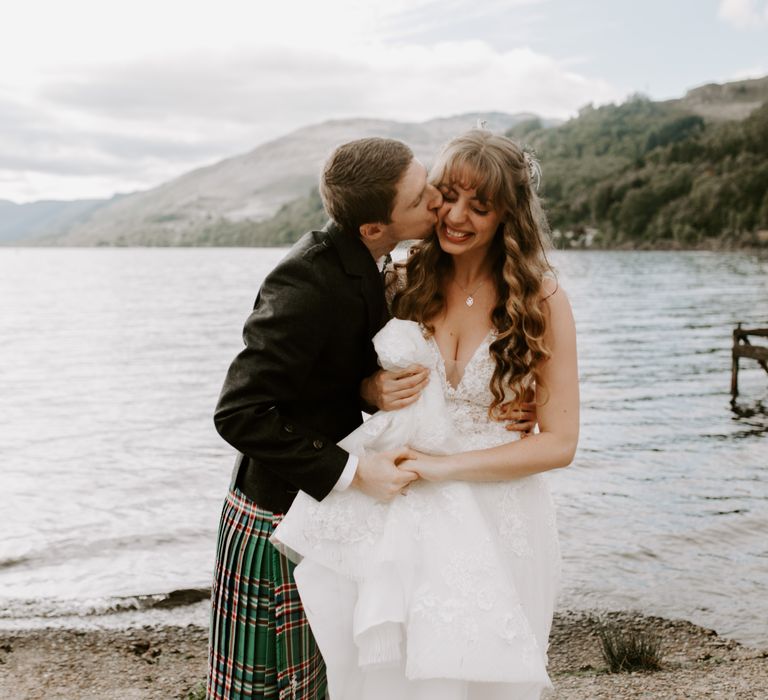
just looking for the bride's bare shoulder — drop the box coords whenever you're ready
[539,275,569,304]
[539,275,557,298]
[539,276,575,342]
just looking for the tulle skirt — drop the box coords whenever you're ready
[273,476,560,700]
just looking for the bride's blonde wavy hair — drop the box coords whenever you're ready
[391,129,555,415]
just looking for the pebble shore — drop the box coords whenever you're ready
[0,610,766,699]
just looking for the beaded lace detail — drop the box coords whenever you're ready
[427,330,513,451]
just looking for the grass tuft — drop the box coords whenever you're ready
[598,623,665,673]
[185,680,207,700]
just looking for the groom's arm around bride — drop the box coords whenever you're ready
[213,224,416,509]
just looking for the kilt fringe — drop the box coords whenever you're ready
[207,489,327,700]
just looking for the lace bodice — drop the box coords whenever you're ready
[426,329,518,453]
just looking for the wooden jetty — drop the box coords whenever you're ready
[731,323,768,398]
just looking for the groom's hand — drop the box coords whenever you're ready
[360,365,429,412]
[352,449,419,501]
[497,387,538,436]
[498,400,537,436]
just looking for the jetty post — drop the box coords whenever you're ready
[731,323,768,399]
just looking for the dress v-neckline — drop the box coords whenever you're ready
[429,329,494,393]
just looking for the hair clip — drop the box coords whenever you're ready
[523,150,542,191]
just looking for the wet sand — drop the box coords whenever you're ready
[0,611,766,699]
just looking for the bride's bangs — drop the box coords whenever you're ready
[432,148,504,207]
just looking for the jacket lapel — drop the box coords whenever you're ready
[323,222,388,338]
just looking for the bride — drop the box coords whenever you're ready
[272,128,579,700]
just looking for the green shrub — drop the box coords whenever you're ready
[185,680,207,700]
[598,624,665,673]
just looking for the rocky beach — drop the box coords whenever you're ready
[1,610,766,699]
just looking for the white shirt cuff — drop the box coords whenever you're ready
[333,454,358,491]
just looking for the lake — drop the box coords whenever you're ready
[0,248,766,645]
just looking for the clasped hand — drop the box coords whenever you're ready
[353,448,419,501]
[353,449,454,499]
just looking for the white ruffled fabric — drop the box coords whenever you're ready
[271,319,560,700]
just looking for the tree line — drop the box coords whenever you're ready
[509,96,768,248]
[196,96,768,248]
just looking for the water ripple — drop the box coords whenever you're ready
[0,248,766,645]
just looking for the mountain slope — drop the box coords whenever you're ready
[0,198,113,244]
[52,112,545,246]
[670,75,768,121]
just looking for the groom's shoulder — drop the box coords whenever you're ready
[261,228,339,290]
[276,226,340,272]
[291,228,335,262]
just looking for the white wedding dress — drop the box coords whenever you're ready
[271,319,560,700]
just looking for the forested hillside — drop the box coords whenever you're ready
[205,92,768,249]
[508,96,768,248]
[191,188,325,246]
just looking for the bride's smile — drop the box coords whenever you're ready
[436,182,502,257]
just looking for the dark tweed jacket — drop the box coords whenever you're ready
[214,222,387,514]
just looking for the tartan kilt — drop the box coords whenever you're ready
[207,488,327,700]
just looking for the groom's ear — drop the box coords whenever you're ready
[359,222,386,242]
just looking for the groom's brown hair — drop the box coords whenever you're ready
[320,138,413,235]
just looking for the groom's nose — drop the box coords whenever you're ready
[426,184,442,210]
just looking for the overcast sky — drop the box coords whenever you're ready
[1,0,766,203]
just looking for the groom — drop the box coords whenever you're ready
[207,137,442,700]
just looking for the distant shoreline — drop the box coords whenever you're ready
[2,241,767,252]
[1,610,765,699]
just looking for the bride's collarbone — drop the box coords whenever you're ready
[432,316,495,365]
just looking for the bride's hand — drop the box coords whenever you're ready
[360,365,429,411]
[399,449,453,482]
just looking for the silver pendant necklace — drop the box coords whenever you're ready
[453,277,488,307]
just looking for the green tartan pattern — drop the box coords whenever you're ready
[207,488,327,700]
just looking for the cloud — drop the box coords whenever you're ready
[1,0,623,202]
[0,39,620,201]
[0,0,540,74]
[0,92,244,201]
[376,0,545,42]
[43,49,369,124]
[353,42,619,120]
[0,94,237,175]
[43,42,618,127]
[718,0,768,28]
[725,64,768,81]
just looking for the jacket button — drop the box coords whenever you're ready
[283,424,295,433]
[312,439,324,450]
